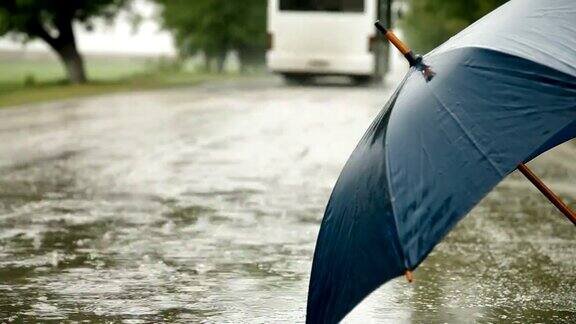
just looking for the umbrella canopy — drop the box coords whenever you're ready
[306,0,576,322]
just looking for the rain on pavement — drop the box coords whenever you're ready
[0,77,574,323]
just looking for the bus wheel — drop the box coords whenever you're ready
[351,75,372,86]
[283,73,312,85]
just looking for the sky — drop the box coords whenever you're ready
[0,0,176,56]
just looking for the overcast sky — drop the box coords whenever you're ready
[0,0,175,56]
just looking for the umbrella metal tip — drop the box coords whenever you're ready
[405,270,414,283]
[422,66,436,82]
[411,55,435,82]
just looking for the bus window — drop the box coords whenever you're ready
[279,0,365,13]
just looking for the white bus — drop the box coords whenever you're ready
[266,0,391,84]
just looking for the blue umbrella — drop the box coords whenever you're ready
[306,0,576,322]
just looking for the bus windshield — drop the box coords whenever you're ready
[279,0,365,13]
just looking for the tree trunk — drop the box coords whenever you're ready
[238,47,265,73]
[47,13,87,84]
[55,42,87,84]
[238,48,249,73]
[216,52,227,73]
[28,11,87,84]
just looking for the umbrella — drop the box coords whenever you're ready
[306,0,576,322]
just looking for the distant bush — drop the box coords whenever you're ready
[145,57,183,73]
[154,0,266,73]
[24,74,36,87]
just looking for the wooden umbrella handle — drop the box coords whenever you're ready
[375,21,417,66]
[517,163,576,226]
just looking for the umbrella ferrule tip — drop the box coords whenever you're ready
[422,66,436,81]
[405,270,414,283]
[411,55,435,82]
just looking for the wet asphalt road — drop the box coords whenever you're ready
[0,78,574,323]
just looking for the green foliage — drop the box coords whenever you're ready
[400,0,507,53]
[0,0,128,39]
[155,0,266,71]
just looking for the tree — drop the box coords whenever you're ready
[0,0,129,84]
[399,0,507,54]
[155,0,266,72]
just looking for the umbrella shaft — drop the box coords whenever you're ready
[517,163,576,226]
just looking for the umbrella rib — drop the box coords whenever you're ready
[426,86,505,177]
[384,148,410,272]
[381,85,412,272]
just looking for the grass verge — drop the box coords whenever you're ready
[0,72,237,108]
[0,52,257,108]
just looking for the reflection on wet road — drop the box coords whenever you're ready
[0,79,574,323]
